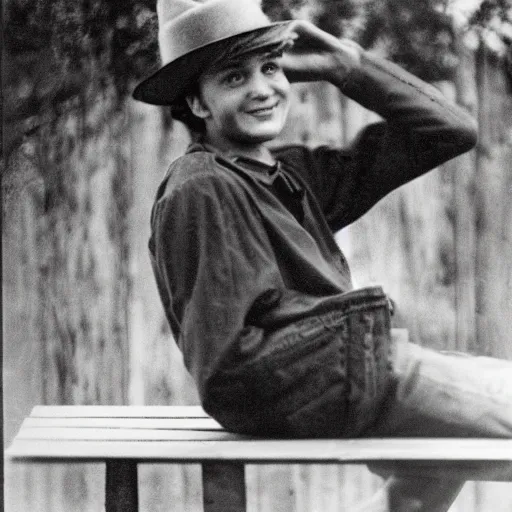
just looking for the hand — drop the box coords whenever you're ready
[281,20,362,85]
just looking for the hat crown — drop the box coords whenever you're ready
[157,0,272,64]
[158,0,197,24]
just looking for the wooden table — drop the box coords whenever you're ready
[7,405,512,511]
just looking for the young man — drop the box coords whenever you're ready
[134,0,512,510]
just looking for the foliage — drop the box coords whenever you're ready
[307,0,362,38]
[262,0,362,37]
[466,0,512,51]
[446,0,512,87]
[5,0,158,90]
[262,0,306,21]
[3,0,158,160]
[265,0,511,81]
[263,0,460,80]
[359,0,458,81]
[461,0,512,80]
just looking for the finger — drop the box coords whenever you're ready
[286,20,339,49]
[339,38,363,51]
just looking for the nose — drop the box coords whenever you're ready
[247,71,273,99]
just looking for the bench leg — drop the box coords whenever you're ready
[202,462,246,512]
[105,459,138,512]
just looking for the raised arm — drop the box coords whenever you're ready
[279,21,478,231]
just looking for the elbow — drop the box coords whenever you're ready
[458,114,479,152]
[450,110,478,154]
[419,112,478,170]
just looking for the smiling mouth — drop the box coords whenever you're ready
[246,104,278,116]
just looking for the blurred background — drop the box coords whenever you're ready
[3,0,512,510]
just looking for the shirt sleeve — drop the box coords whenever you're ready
[151,171,283,399]
[275,51,478,232]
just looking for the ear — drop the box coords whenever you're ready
[186,94,211,120]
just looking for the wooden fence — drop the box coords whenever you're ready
[4,47,512,510]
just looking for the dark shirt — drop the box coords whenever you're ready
[148,51,477,429]
[233,156,306,224]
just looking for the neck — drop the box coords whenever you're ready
[203,135,276,166]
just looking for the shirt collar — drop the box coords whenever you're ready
[186,141,282,186]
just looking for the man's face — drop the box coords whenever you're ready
[189,50,291,152]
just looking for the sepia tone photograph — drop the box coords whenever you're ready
[3,0,512,510]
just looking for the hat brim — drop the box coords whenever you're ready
[132,21,292,106]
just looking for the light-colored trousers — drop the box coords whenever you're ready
[368,333,512,483]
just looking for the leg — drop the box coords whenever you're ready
[369,341,512,439]
[363,342,512,511]
[202,462,246,512]
[105,460,138,512]
[352,476,464,512]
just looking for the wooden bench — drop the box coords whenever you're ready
[7,405,512,511]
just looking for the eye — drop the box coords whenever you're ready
[223,71,245,87]
[262,61,280,75]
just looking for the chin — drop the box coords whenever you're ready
[249,131,281,143]
[243,124,284,143]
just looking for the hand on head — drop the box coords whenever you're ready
[280,20,362,85]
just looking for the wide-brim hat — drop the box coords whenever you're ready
[133,0,292,106]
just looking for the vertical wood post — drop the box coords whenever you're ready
[474,44,512,359]
[105,460,138,512]
[452,38,478,353]
[202,462,246,512]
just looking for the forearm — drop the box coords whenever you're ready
[334,51,478,165]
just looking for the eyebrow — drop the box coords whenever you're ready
[215,59,245,73]
[212,48,284,74]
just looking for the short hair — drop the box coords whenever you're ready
[171,87,206,135]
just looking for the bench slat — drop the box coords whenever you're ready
[30,405,209,418]
[15,427,512,463]
[10,439,511,483]
[8,438,512,462]
[23,417,223,430]
[17,427,244,441]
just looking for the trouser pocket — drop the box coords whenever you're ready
[208,286,394,438]
[246,287,395,437]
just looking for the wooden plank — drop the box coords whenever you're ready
[7,438,512,463]
[30,405,208,418]
[452,39,478,354]
[474,45,512,360]
[15,426,512,463]
[7,441,512,482]
[23,416,222,430]
[17,427,244,441]
[203,463,246,512]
